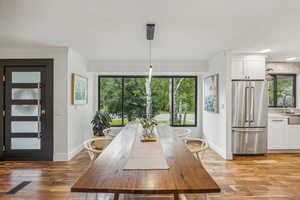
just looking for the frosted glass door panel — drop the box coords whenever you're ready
[12,88,40,100]
[11,105,39,116]
[11,138,41,150]
[12,72,40,83]
[11,121,39,133]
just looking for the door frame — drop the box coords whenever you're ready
[0,59,53,161]
[0,65,3,160]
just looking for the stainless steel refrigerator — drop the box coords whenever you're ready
[232,80,268,155]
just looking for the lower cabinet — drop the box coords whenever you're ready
[268,118,288,149]
[287,125,300,149]
[268,117,300,149]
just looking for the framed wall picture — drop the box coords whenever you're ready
[71,73,88,105]
[204,74,219,113]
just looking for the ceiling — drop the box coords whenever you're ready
[0,0,300,61]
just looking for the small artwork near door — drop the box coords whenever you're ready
[204,74,219,113]
[72,73,88,105]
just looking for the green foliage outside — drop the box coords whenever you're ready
[268,75,295,107]
[99,77,196,126]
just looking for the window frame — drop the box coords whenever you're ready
[268,74,296,108]
[98,75,198,127]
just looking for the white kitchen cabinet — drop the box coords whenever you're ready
[268,118,288,149]
[244,56,266,80]
[231,57,245,79]
[231,55,266,80]
[287,125,300,149]
[268,116,300,150]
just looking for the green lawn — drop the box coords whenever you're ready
[110,119,194,126]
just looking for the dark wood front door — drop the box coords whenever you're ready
[0,59,53,161]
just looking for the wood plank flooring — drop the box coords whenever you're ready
[0,149,300,200]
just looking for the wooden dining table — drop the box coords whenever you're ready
[71,123,220,200]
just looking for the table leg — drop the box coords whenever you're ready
[174,193,179,200]
[113,193,119,200]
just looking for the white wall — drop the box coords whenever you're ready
[203,51,232,160]
[67,49,95,160]
[0,47,69,160]
[89,61,207,138]
[88,60,208,74]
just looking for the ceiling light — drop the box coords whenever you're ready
[259,49,271,53]
[286,57,297,61]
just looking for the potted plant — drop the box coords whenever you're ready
[90,111,112,149]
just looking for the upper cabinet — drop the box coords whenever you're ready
[231,55,266,80]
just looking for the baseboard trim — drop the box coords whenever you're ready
[53,153,68,161]
[68,143,84,160]
[207,141,228,160]
[268,149,300,154]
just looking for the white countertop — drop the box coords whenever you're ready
[268,113,289,119]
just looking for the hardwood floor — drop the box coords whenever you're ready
[0,149,300,200]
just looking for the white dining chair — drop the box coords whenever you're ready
[184,137,208,161]
[103,128,120,139]
[173,128,192,139]
[83,137,110,161]
[83,136,112,200]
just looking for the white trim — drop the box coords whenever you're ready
[95,71,203,76]
[207,140,227,160]
[53,153,68,161]
[68,143,84,160]
[268,149,300,153]
[226,151,233,160]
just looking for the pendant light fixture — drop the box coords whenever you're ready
[146,24,155,83]
[146,24,155,119]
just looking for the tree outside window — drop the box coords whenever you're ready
[99,76,197,127]
[267,74,296,107]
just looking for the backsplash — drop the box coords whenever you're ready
[266,62,300,73]
[269,108,300,114]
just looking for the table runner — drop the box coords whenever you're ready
[123,124,169,170]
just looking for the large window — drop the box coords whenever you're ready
[268,74,296,107]
[99,76,197,127]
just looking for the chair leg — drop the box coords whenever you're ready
[201,152,205,161]
[203,194,208,200]
[196,152,200,161]
[113,193,119,200]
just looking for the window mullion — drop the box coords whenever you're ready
[122,77,125,126]
[171,78,174,126]
[274,75,277,107]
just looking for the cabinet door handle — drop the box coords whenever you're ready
[272,119,284,122]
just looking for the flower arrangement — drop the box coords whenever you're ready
[140,118,158,138]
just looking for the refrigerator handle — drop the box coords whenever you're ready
[250,87,255,122]
[245,86,249,122]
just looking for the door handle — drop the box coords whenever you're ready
[37,82,42,138]
[272,119,284,122]
[249,87,255,122]
[245,86,249,122]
